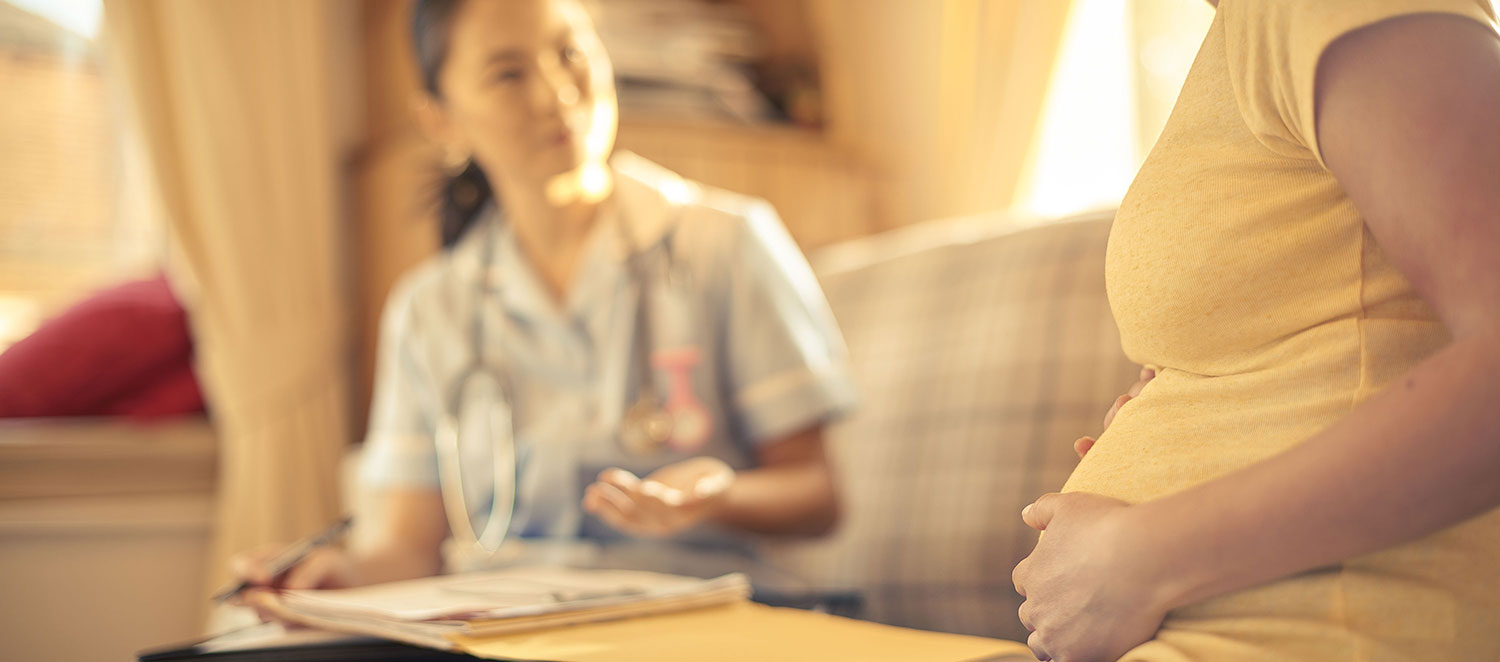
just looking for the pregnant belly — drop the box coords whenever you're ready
[1061,367,1354,504]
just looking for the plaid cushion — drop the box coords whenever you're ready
[763,211,1137,641]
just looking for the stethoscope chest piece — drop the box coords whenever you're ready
[620,393,674,455]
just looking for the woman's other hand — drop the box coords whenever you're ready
[1074,367,1156,459]
[1013,492,1169,662]
[582,457,736,537]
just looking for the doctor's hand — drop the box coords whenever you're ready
[227,544,361,621]
[582,458,736,537]
[229,544,361,594]
[1013,492,1169,662]
[1074,367,1155,460]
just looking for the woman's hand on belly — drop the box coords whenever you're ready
[1013,492,1169,662]
[581,458,735,537]
[1075,367,1155,460]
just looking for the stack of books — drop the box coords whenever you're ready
[589,0,776,123]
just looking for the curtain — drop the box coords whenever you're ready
[811,0,1074,225]
[103,0,360,589]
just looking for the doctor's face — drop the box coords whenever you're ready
[433,0,618,193]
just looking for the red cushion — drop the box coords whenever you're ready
[0,273,204,419]
[101,359,205,420]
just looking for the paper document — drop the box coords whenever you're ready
[247,566,1031,661]
[253,566,751,650]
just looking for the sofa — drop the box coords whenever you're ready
[764,209,1137,643]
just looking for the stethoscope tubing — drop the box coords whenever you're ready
[434,202,678,560]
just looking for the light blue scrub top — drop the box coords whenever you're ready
[358,152,856,554]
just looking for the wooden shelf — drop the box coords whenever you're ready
[617,118,883,249]
[0,417,217,500]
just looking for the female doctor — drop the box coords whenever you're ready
[230,0,854,592]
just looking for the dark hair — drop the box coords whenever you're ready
[412,0,493,249]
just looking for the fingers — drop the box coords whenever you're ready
[226,585,265,608]
[586,469,652,531]
[584,481,636,519]
[583,462,732,538]
[1028,630,1051,662]
[281,550,335,590]
[1017,600,1035,632]
[597,468,686,511]
[638,479,686,507]
[234,586,276,615]
[597,468,641,492]
[1021,493,1061,531]
[229,541,290,588]
[584,482,639,532]
[231,554,272,587]
[691,471,733,500]
[1131,367,1156,395]
[1102,394,1132,430]
[1073,436,1096,459]
[1102,367,1157,432]
[230,545,352,596]
[584,469,700,537]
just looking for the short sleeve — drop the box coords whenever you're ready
[721,202,857,444]
[357,274,442,489]
[1223,0,1498,167]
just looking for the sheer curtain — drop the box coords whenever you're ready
[1014,0,1215,220]
[103,0,361,588]
[812,0,1074,226]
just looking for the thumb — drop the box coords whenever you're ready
[1021,493,1062,531]
[692,471,733,499]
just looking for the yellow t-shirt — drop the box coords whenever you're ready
[1061,0,1500,659]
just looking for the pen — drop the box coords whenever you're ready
[210,515,354,603]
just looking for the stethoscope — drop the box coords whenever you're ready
[434,202,692,560]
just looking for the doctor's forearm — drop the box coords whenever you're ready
[1136,331,1500,611]
[711,426,840,536]
[713,461,839,536]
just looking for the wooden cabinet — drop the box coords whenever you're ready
[0,419,216,662]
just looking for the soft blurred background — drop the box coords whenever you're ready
[0,0,1230,659]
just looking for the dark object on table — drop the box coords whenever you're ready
[137,627,481,662]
